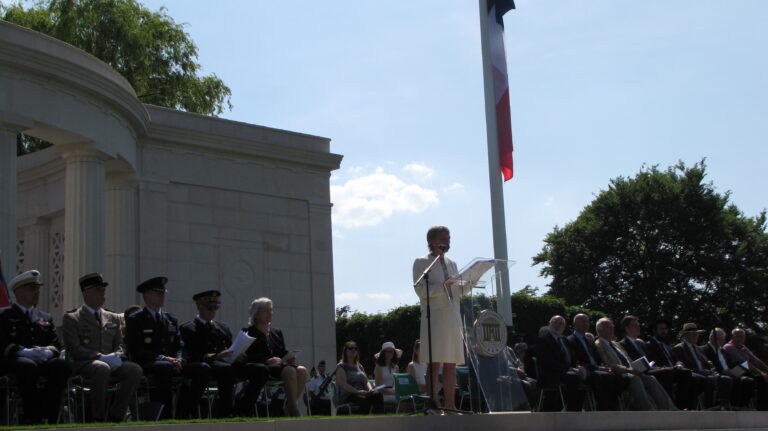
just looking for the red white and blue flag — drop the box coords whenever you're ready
[486,0,515,181]
[0,260,11,307]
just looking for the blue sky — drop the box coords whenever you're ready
[129,1,766,313]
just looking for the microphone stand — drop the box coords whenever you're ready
[411,252,472,416]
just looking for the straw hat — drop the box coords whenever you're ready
[374,341,403,359]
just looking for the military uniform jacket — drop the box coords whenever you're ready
[62,306,124,370]
[125,307,181,365]
[180,319,232,363]
[0,303,61,361]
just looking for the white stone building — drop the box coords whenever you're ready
[0,21,342,365]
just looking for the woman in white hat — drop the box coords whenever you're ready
[374,341,402,403]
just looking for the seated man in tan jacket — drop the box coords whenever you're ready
[63,273,143,422]
[594,318,676,410]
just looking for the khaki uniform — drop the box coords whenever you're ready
[62,307,143,422]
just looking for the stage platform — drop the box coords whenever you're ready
[77,411,768,431]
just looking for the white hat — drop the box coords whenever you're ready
[374,341,403,359]
[9,270,44,291]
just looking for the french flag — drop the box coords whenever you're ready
[486,0,515,181]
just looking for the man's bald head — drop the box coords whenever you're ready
[549,315,566,336]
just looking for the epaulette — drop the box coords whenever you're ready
[103,308,114,313]
[65,308,78,314]
[128,309,143,318]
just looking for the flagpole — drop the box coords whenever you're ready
[478,0,513,327]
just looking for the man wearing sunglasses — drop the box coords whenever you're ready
[180,290,233,417]
[180,290,268,417]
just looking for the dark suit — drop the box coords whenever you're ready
[534,331,584,411]
[621,337,677,401]
[568,332,627,410]
[180,319,268,417]
[701,342,753,407]
[0,304,71,424]
[125,307,184,418]
[673,341,732,408]
[645,336,705,409]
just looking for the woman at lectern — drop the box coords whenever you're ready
[412,225,464,411]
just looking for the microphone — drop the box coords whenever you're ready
[437,244,450,251]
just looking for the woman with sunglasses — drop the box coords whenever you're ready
[244,297,309,416]
[336,341,384,414]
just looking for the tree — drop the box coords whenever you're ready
[2,0,232,120]
[534,161,768,335]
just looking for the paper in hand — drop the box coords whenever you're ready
[224,330,256,364]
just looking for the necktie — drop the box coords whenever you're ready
[610,341,630,367]
[94,311,101,327]
[634,339,646,356]
[657,339,673,365]
[714,346,728,371]
[26,309,31,322]
[578,335,599,368]
[687,343,702,370]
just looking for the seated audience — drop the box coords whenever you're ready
[644,319,705,409]
[407,339,428,394]
[702,328,754,408]
[336,341,384,414]
[374,341,401,403]
[672,322,731,409]
[126,277,199,419]
[243,297,308,417]
[0,270,71,425]
[619,314,706,410]
[307,360,332,415]
[507,342,539,406]
[723,328,768,410]
[594,318,676,410]
[63,273,142,422]
[569,313,627,410]
[535,315,585,411]
[180,290,269,418]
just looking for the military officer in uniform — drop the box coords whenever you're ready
[125,277,184,419]
[0,270,71,424]
[180,290,236,417]
[62,273,143,422]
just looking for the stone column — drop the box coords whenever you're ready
[56,142,108,312]
[21,223,50,305]
[106,172,137,312]
[0,128,19,278]
[308,202,336,366]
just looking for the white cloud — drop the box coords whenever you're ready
[403,163,434,181]
[336,292,360,302]
[366,293,394,301]
[442,182,464,192]
[543,196,555,207]
[331,166,439,228]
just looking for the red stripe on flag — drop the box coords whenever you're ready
[496,88,513,181]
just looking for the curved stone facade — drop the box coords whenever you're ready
[1,20,342,366]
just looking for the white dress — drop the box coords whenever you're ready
[413,254,467,364]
